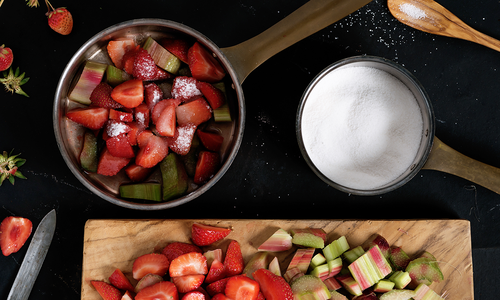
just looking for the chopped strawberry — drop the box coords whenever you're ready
[109,268,135,292]
[125,164,153,182]
[91,281,122,300]
[256,292,265,300]
[161,38,190,63]
[197,130,224,152]
[196,81,225,110]
[152,99,182,124]
[156,103,177,137]
[122,45,141,74]
[169,252,208,277]
[97,147,131,176]
[121,290,134,300]
[161,241,203,262]
[0,216,32,256]
[90,82,124,109]
[134,103,151,127]
[135,134,169,168]
[176,97,213,126]
[111,79,144,108]
[167,123,197,156]
[109,109,133,122]
[172,274,205,293]
[66,107,109,130]
[193,151,220,184]
[211,294,231,300]
[126,121,146,146]
[224,275,260,300]
[144,82,164,112]
[252,268,294,300]
[107,38,137,70]
[106,133,135,158]
[206,277,231,296]
[191,223,231,246]
[181,291,206,300]
[205,259,226,284]
[152,67,174,81]
[188,42,226,83]
[224,240,245,277]
[135,281,179,300]
[105,120,132,138]
[133,48,161,81]
[137,130,154,148]
[132,253,170,280]
[171,76,203,102]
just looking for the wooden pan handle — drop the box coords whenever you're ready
[221,0,372,84]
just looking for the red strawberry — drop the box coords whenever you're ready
[66,107,109,130]
[134,103,150,127]
[111,79,144,108]
[122,45,141,74]
[224,275,260,300]
[169,252,208,277]
[109,109,133,122]
[46,6,73,35]
[106,133,135,158]
[121,290,134,300]
[97,147,131,176]
[191,223,231,246]
[105,120,132,139]
[135,134,169,168]
[137,130,154,148]
[0,216,32,256]
[132,253,170,280]
[136,281,179,300]
[211,294,231,300]
[181,291,206,300]
[107,38,136,70]
[133,48,159,80]
[224,240,245,277]
[161,39,190,63]
[196,81,225,110]
[152,67,174,81]
[167,123,197,156]
[197,130,224,152]
[176,97,213,127]
[188,42,226,83]
[172,274,205,293]
[109,268,135,292]
[127,122,146,146]
[0,45,13,72]
[125,164,153,182]
[91,281,122,300]
[206,277,231,296]
[256,292,265,300]
[194,151,220,184]
[144,82,164,112]
[171,76,203,102]
[205,259,226,284]
[156,103,177,137]
[161,242,202,262]
[252,268,294,300]
[152,99,182,124]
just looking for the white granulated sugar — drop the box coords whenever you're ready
[301,66,423,190]
[107,121,129,137]
[399,3,427,20]
[136,112,145,125]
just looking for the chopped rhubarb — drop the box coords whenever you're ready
[257,228,292,252]
[69,61,107,105]
[348,245,392,291]
[323,236,349,262]
[143,36,181,74]
[290,275,331,300]
[119,183,162,201]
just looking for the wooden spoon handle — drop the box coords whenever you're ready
[221,0,372,84]
[422,137,500,194]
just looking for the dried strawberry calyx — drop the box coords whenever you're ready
[0,150,27,186]
[0,67,29,97]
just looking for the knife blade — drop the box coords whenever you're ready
[7,209,56,300]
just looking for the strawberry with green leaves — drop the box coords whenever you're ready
[0,45,13,72]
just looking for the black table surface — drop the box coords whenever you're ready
[1,0,498,299]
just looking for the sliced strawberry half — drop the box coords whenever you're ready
[171,76,203,102]
[197,130,224,152]
[196,81,225,110]
[126,121,146,146]
[66,107,109,130]
[111,79,144,108]
[188,42,226,83]
[193,151,220,184]
[109,268,135,292]
[252,268,294,300]
[109,109,133,122]
[144,82,164,112]
[90,82,124,109]
[224,240,245,277]
[191,223,231,247]
[205,259,226,284]
[132,253,170,280]
[106,133,135,158]
[161,241,202,262]
[161,38,191,63]
[181,291,206,300]
[206,277,231,296]
[224,275,260,300]
[133,48,160,81]
[167,123,197,156]
[134,103,151,127]
[107,38,136,70]
[91,280,122,300]
[169,252,208,277]
[135,281,179,300]
[172,274,205,294]
[137,129,155,148]
[176,97,213,127]
[122,45,141,75]
[125,164,153,182]
[0,216,32,256]
[152,99,182,124]
[135,134,169,168]
[156,103,177,137]
[122,290,134,300]
[97,147,131,176]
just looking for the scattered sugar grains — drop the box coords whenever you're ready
[301,66,423,190]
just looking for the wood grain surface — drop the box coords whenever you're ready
[81,219,473,299]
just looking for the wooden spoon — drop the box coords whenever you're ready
[387,0,500,52]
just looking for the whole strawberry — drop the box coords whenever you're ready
[0,45,13,72]
[46,1,73,35]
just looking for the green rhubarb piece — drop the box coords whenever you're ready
[309,253,327,270]
[328,290,348,300]
[203,248,223,267]
[292,232,325,249]
[80,131,98,172]
[323,236,349,261]
[378,289,416,300]
[368,234,390,258]
[322,277,341,292]
[69,60,107,105]
[106,64,132,86]
[243,252,272,279]
[284,267,302,283]
[119,183,162,201]
[413,283,445,300]
[297,248,315,273]
[258,228,293,252]
[143,36,181,74]
[348,245,392,290]
[373,279,395,293]
[405,257,444,287]
[327,257,343,276]
[290,275,331,300]
[419,251,437,260]
[343,245,365,263]
[213,103,232,122]
[310,264,330,279]
[389,246,411,271]
[336,274,362,296]
[160,152,188,201]
[389,270,411,289]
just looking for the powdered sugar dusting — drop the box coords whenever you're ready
[399,3,427,20]
[136,112,145,125]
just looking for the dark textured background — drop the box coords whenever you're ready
[1,0,498,298]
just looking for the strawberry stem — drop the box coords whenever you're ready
[45,0,54,13]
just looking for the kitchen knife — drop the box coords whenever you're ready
[7,209,56,300]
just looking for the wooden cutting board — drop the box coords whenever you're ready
[81,219,473,299]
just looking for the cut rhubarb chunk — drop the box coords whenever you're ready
[160,152,188,201]
[120,183,162,201]
[69,60,107,105]
[80,131,98,173]
[336,274,362,296]
[368,234,390,258]
[405,257,444,288]
[213,103,232,122]
[257,228,292,252]
[106,64,132,86]
[323,236,349,261]
[268,256,281,276]
[378,289,416,300]
[329,290,348,300]
[348,245,392,291]
[413,283,445,300]
[322,277,341,291]
[372,279,395,293]
[143,36,181,74]
[388,270,411,289]
[290,228,328,243]
[242,252,272,279]
[309,253,327,270]
[290,275,331,300]
[292,232,324,249]
[343,245,365,263]
[389,246,411,271]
